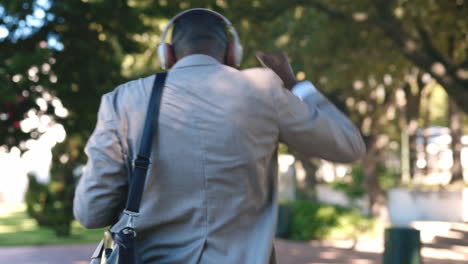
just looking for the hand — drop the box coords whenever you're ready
[255,51,298,90]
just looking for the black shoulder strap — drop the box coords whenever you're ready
[125,72,167,213]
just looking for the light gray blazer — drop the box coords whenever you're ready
[74,54,365,264]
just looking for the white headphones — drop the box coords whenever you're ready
[157,8,243,70]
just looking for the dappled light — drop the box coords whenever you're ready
[1,0,467,263]
[404,40,417,52]
[352,13,368,22]
[431,62,446,77]
[353,80,364,91]
[0,204,36,234]
[456,69,468,80]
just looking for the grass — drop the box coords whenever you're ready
[0,203,105,246]
[0,202,385,246]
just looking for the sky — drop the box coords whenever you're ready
[0,0,66,202]
[0,0,63,50]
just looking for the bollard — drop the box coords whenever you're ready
[383,227,422,264]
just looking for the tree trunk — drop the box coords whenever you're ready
[293,153,318,201]
[400,129,411,183]
[449,99,464,183]
[421,88,433,176]
[408,133,418,178]
[400,78,423,181]
[362,138,385,217]
[409,76,424,177]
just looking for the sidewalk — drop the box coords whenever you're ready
[1,233,468,264]
[0,240,379,264]
[0,244,95,264]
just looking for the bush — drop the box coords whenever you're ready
[25,142,77,237]
[25,173,49,226]
[329,164,366,200]
[330,163,399,200]
[377,164,398,190]
[285,200,374,241]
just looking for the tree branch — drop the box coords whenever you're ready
[242,0,468,112]
[415,22,452,70]
[370,0,468,111]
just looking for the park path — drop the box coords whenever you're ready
[0,240,380,264]
[1,232,468,264]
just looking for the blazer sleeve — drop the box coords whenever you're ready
[73,92,127,229]
[273,81,366,163]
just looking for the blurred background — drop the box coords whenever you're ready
[0,0,467,263]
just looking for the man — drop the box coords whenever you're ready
[74,9,365,264]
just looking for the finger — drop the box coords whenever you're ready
[255,51,266,61]
[255,51,269,68]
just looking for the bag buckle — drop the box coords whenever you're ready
[132,155,151,169]
[123,209,139,230]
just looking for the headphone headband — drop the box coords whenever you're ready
[160,8,238,43]
[158,8,243,69]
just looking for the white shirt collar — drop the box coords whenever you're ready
[172,54,221,69]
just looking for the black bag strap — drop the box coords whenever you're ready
[125,72,167,213]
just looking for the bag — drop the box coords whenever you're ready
[89,72,168,264]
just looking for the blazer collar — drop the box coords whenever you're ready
[172,54,222,69]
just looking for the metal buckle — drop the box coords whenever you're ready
[123,209,139,230]
[132,155,151,169]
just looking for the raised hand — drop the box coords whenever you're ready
[255,51,298,90]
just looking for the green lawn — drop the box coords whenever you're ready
[0,203,105,246]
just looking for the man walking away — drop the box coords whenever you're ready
[74,9,366,264]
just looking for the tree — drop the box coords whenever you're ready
[1,0,148,235]
[241,0,468,112]
[371,0,468,113]
[307,0,468,112]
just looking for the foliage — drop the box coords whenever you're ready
[260,0,468,113]
[1,0,149,152]
[24,173,47,224]
[1,0,148,236]
[377,163,399,190]
[286,200,374,241]
[330,164,366,200]
[0,203,105,246]
[330,163,399,200]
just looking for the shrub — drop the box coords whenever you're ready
[286,200,374,241]
[330,163,399,201]
[377,164,398,190]
[25,142,77,237]
[329,164,366,200]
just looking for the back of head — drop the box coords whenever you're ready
[171,10,228,60]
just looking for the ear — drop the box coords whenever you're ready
[165,43,176,69]
[225,42,236,67]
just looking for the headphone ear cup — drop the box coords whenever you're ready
[234,43,243,68]
[226,42,236,67]
[158,43,175,70]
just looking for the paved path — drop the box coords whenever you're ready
[0,244,95,264]
[1,235,468,264]
[2,241,378,264]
